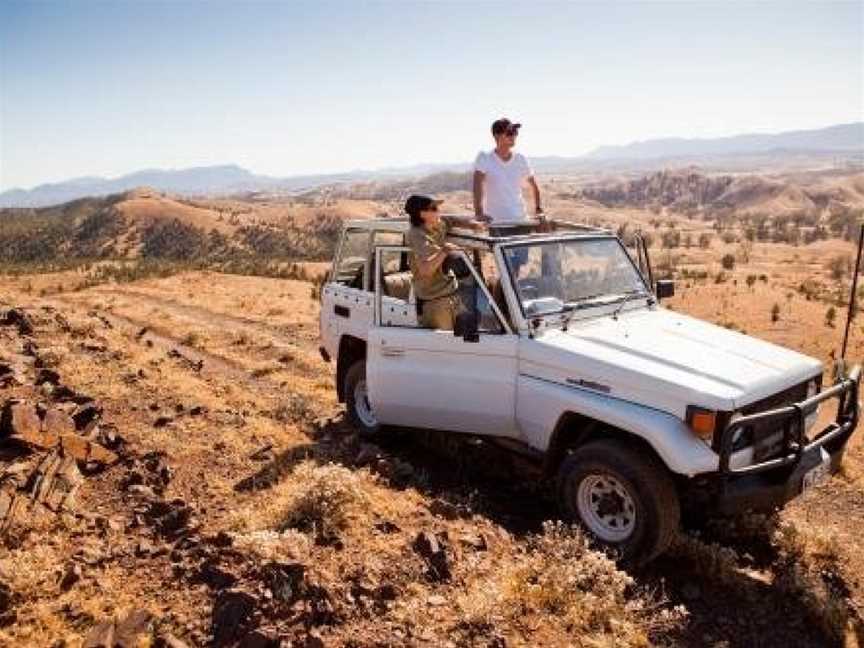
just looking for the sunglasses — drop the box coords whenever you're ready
[424,204,439,212]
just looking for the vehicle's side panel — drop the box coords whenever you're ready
[515,373,719,476]
[368,327,520,437]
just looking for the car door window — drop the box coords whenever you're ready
[334,229,371,290]
[375,246,509,334]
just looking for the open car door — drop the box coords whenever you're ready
[366,246,520,438]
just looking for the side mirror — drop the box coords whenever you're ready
[454,311,479,343]
[656,279,675,300]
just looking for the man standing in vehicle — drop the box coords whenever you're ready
[473,118,544,229]
[405,194,482,330]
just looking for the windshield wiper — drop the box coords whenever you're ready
[611,290,651,320]
[560,294,605,331]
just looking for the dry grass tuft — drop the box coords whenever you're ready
[230,529,312,562]
[771,522,863,643]
[669,533,743,588]
[459,522,684,646]
[280,462,372,542]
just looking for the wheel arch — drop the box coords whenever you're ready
[543,411,674,479]
[336,335,367,402]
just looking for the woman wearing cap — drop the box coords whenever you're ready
[404,195,483,330]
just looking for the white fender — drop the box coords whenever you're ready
[517,374,719,476]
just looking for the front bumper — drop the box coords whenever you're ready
[686,365,861,515]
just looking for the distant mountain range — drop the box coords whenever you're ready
[2,123,861,208]
[584,122,863,160]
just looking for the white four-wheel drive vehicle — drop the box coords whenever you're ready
[318,217,861,563]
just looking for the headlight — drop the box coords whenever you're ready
[807,378,818,399]
[727,411,756,451]
[685,405,717,443]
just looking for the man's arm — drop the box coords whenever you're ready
[527,176,543,217]
[442,215,486,231]
[473,171,490,222]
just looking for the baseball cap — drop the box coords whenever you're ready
[491,118,522,136]
[404,194,443,218]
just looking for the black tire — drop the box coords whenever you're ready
[556,438,680,566]
[343,360,380,438]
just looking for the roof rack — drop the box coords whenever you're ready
[449,217,612,245]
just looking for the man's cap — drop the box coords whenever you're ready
[404,194,443,218]
[491,117,522,136]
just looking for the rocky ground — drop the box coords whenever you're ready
[0,269,862,647]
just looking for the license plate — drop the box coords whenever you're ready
[801,448,832,494]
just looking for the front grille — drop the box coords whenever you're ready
[731,379,815,460]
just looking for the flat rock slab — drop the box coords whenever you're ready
[60,434,118,465]
[28,451,83,511]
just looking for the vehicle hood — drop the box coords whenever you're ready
[520,306,823,417]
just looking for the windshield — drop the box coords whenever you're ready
[502,237,649,317]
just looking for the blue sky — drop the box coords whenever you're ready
[1,0,862,191]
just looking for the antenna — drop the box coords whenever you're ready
[840,223,864,363]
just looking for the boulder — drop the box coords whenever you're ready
[43,408,75,438]
[238,628,281,648]
[412,531,451,581]
[72,403,102,433]
[59,434,118,465]
[211,589,256,646]
[28,452,83,511]
[59,564,82,591]
[1,401,53,447]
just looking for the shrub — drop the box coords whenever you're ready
[459,522,683,645]
[771,303,781,322]
[281,462,371,541]
[798,278,822,301]
[698,232,712,249]
[827,255,852,281]
[661,229,681,249]
[721,254,736,270]
[825,306,836,328]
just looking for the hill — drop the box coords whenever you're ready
[0,188,383,267]
[578,169,864,216]
[585,122,864,161]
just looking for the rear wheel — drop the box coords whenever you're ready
[343,360,380,438]
[556,439,680,565]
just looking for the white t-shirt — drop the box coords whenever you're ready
[474,150,534,223]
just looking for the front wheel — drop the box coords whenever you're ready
[343,360,380,438]
[556,439,680,565]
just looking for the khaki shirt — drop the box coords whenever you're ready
[407,222,458,300]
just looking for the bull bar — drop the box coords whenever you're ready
[718,364,861,476]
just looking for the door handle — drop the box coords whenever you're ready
[381,347,405,357]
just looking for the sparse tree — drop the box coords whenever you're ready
[721,254,736,271]
[826,306,837,328]
[771,303,781,323]
[827,255,852,281]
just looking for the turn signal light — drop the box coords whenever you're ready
[686,406,717,442]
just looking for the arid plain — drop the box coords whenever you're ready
[0,168,863,647]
